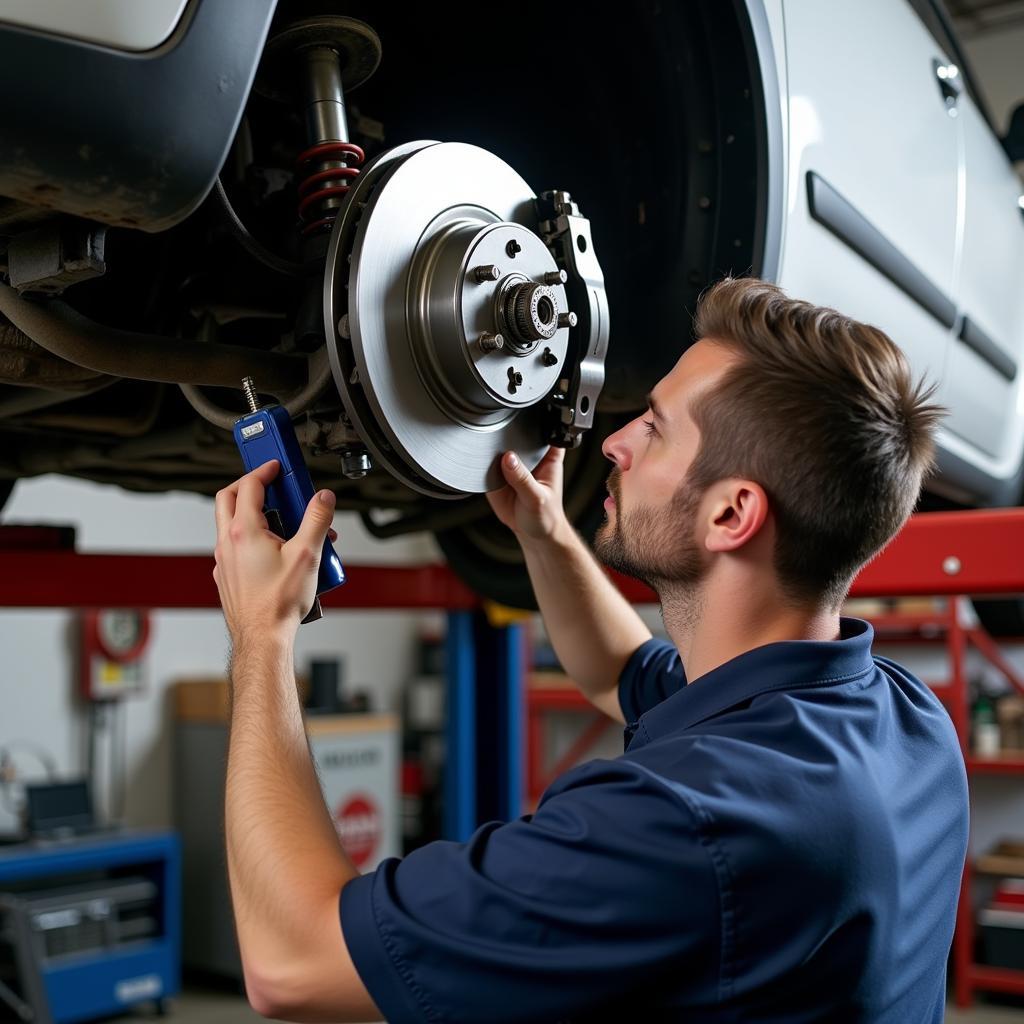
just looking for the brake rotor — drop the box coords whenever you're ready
[324,142,577,498]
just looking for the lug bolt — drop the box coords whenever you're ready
[544,269,567,285]
[540,347,558,367]
[478,332,505,352]
[558,311,578,329]
[507,366,524,393]
[473,264,501,283]
[505,239,522,258]
[341,449,372,479]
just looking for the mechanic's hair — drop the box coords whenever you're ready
[690,276,944,609]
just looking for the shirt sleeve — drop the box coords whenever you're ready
[340,758,720,1024]
[618,637,686,722]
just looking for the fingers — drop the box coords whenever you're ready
[291,489,337,555]
[234,461,281,530]
[214,487,236,541]
[499,452,548,506]
[533,445,565,483]
[251,460,281,484]
[215,460,280,540]
[538,446,565,468]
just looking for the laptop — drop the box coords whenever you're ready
[24,779,116,840]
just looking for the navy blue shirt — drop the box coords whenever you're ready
[341,619,968,1023]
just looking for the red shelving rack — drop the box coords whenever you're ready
[526,680,615,807]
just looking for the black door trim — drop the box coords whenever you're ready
[806,170,1018,384]
[805,171,957,329]
[959,315,1018,382]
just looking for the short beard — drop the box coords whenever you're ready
[594,470,708,606]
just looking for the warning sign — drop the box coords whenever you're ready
[313,724,398,870]
[335,794,381,868]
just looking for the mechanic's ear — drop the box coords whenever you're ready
[704,480,769,553]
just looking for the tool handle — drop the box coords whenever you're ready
[232,405,346,604]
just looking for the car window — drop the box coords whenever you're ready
[905,0,1001,134]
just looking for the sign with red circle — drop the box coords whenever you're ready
[335,794,381,868]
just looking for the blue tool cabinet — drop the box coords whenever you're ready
[0,831,180,1023]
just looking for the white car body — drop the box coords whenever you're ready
[0,0,190,52]
[754,0,1024,505]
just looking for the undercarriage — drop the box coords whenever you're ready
[0,1,767,604]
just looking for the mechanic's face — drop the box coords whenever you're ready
[594,340,736,590]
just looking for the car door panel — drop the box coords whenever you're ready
[776,0,959,390]
[940,90,1024,468]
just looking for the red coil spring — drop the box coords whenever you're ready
[296,140,365,236]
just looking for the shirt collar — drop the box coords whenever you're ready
[634,617,876,745]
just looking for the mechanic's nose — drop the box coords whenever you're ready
[602,422,633,470]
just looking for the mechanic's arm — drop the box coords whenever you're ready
[488,448,651,723]
[213,461,381,1023]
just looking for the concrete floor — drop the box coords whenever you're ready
[119,987,1024,1023]
[947,1004,1024,1023]
[123,986,374,1023]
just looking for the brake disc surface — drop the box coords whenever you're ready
[324,142,576,498]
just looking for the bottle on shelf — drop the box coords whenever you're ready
[974,697,1002,757]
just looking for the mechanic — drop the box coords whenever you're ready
[212,276,969,1023]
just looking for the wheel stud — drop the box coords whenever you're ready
[478,332,505,352]
[472,264,501,283]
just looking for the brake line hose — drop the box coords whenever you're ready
[178,344,335,430]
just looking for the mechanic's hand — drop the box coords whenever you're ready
[487,447,569,544]
[213,460,338,643]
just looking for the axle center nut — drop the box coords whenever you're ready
[506,282,561,345]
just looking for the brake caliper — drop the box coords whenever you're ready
[535,190,610,448]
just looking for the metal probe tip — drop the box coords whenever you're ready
[242,376,260,413]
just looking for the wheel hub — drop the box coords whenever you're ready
[408,216,570,421]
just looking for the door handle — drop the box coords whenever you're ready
[933,59,962,114]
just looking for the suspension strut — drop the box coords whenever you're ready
[256,17,381,239]
[297,140,364,236]
[254,17,383,476]
[296,45,365,236]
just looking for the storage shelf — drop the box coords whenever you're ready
[969,963,1024,995]
[967,756,1024,776]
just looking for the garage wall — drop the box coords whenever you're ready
[0,474,439,834]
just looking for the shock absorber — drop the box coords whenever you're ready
[297,138,364,236]
[256,17,381,238]
[296,46,365,236]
